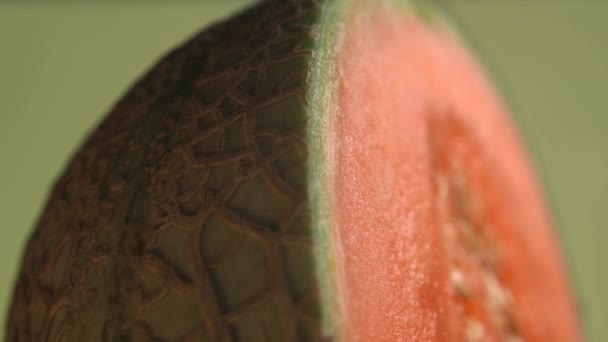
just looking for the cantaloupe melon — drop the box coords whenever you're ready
[6,0,580,341]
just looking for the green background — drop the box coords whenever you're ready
[0,1,605,340]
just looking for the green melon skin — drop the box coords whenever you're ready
[8,1,327,341]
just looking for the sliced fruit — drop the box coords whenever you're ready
[7,0,579,341]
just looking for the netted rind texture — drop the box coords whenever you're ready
[6,1,328,341]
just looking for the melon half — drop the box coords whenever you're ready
[7,0,580,341]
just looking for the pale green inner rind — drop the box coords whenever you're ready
[306,0,347,336]
[307,0,458,337]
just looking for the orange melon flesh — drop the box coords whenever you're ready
[331,5,580,341]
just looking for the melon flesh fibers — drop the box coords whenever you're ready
[6,0,579,341]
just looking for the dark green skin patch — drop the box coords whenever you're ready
[7,1,331,341]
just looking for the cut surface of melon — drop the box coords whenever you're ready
[329,2,580,341]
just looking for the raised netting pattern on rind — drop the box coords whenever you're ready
[7,1,328,341]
